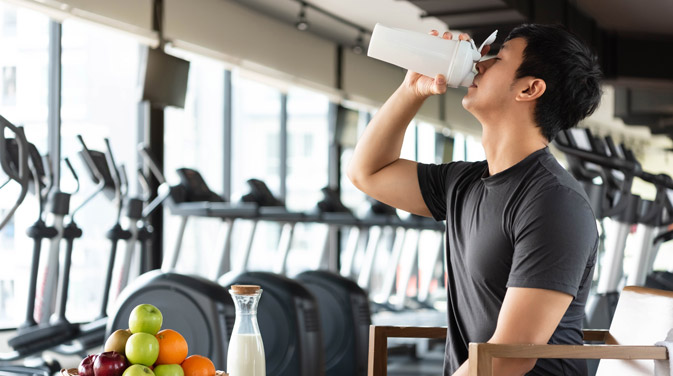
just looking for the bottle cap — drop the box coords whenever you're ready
[231,285,261,295]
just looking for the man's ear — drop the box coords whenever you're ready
[516,78,546,102]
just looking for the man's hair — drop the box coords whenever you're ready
[505,24,602,142]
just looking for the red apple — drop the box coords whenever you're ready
[94,351,128,376]
[79,354,98,376]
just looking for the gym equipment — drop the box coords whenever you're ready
[218,271,324,376]
[555,129,640,329]
[106,271,235,369]
[296,187,373,376]
[238,178,305,275]
[645,228,673,290]
[0,115,29,231]
[4,134,80,359]
[218,178,324,376]
[77,136,135,315]
[555,129,673,329]
[105,146,242,370]
[137,145,257,278]
[355,199,400,292]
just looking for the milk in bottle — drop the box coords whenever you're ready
[227,285,266,376]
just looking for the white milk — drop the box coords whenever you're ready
[227,333,266,376]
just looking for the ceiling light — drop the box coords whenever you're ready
[295,4,309,31]
[352,32,365,55]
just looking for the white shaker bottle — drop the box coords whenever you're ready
[367,23,497,88]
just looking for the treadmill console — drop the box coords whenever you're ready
[176,168,224,203]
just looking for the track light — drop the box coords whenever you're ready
[352,31,365,55]
[295,4,309,31]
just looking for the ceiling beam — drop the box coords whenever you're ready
[421,6,510,19]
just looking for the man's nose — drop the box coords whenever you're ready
[475,58,495,73]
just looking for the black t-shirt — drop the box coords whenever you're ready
[417,147,598,375]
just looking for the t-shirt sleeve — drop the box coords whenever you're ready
[507,186,598,298]
[417,162,455,221]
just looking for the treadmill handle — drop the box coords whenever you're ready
[0,117,29,231]
[553,138,640,174]
[654,229,673,246]
[138,144,166,185]
[77,135,107,186]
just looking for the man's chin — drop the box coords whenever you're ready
[461,96,471,111]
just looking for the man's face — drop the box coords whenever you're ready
[462,37,527,115]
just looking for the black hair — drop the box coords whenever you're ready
[505,24,602,142]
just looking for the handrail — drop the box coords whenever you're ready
[0,115,30,231]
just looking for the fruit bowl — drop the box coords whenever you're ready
[60,369,228,376]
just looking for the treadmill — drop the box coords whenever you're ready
[218,179,325,376]
[555,130,642,328]
[106,147,255,370]
[295,187,371,376]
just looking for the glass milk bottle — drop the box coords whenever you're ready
[227,285,266,376]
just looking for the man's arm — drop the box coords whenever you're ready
[346,80,437,217]
[346,30,475,217]
[453,287,573,376]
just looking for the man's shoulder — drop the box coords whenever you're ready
[419,159,487,184]
[526,154,589,205]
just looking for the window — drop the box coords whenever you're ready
[164,55,225,277]
[284,87,329,275]
[229,73,282,272]
[60,19,141,322]
[231,74,282,199]
[465,134,485,161]
[339,108,369,215]
[285,87,328,211]
[2,6,16,37]
[2,66,16,105]
[0,3,49,329]
[416,121,438,164]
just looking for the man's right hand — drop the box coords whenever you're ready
[402,30,475,98]
[347,30,477,219]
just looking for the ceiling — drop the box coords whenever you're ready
[230,0,673,145]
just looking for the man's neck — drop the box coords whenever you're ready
[481,121,548,177]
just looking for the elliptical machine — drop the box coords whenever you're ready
[106,146,241,370]
[0,115,29,231]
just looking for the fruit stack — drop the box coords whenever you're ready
[68,304,227,376]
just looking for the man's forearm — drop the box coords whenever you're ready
[346,83,426,185]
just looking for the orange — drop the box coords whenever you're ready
[155,329,189,365]
[181,355,216,376]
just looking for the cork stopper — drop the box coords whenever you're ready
[231,285,261,295]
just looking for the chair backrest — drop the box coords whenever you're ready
[597,286,673,376]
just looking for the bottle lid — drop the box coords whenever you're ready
[231,285,261,295]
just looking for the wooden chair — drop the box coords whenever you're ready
[368,286,673,376]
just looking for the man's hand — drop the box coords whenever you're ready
[402,30,491,98]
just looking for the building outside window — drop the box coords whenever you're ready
[284,86,329,275]
[229,73,282,272]
[0,3,49,328]
[164,55,225,278]
[60,19,141,321]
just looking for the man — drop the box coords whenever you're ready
[347,24,602,375]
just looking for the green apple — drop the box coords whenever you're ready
[105,329,133,355]
[153,365,184,376]
[122,365,154,376]
[129,304,163,335]
[125,333,160,366]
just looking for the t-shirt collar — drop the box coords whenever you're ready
[481,147,549,186]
